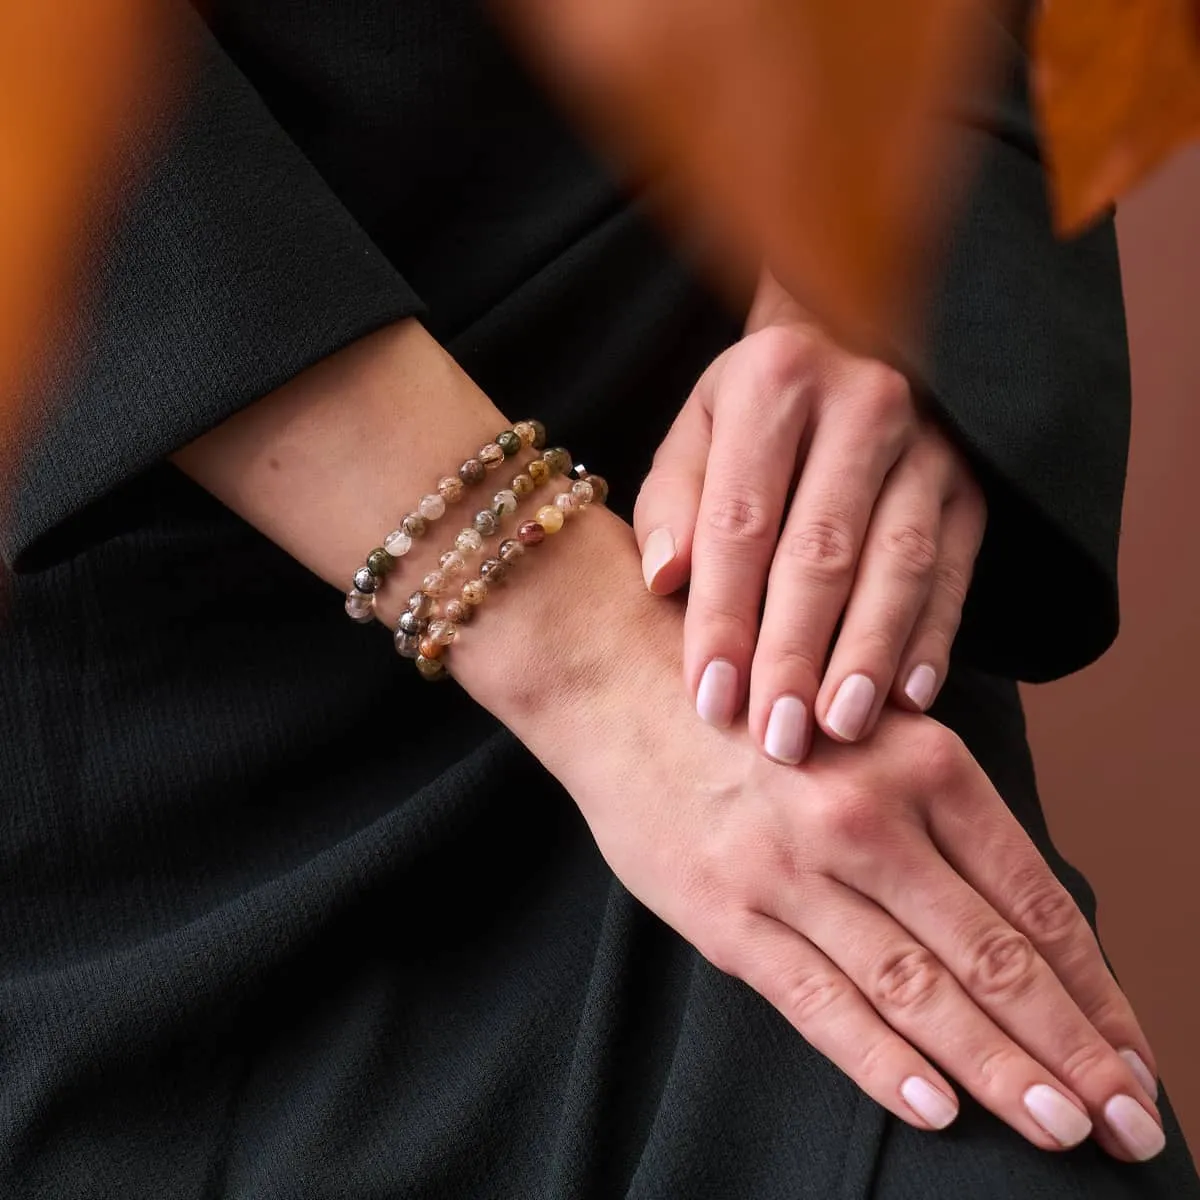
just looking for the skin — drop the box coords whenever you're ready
[172,315,1164,1162]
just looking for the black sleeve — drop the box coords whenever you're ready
[5,2,424,572]
[890,16,1130,683]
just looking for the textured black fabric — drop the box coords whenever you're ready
[1,2,1196,1197]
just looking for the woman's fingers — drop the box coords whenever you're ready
[726,911,962,1132]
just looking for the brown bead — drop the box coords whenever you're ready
[585,474,609,505]
[418,634,442,659]
[527,419,547,449]
[444,598,471,624]
[479,442,504,468]
[461,579,488,606]
[401,512,427,538]
[543,447,572,476]
[517,520,545,547]
[512,420,537,447]
[427,619,457,646]
[498,538,524,563]
[528,459,550,486]
[438,475,465,503]
[459,458,486,485]
[415,654,447,681]
[511,472,535,497]
[479,557,508,584]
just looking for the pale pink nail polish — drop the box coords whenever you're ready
[825,674,875,740]
[900,1076,958,1130]
[641,528,676,591]
[903,663,938,710]
[1023,1084,1092,1147]
[696,659,738,728]
[1118,1049,1159,1101]
[1105,1094,1166,1161]
[764,696,808,764]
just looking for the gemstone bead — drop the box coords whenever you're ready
[459,458,486,485]
[427,618,457,646]
[384,529,413,557]
[571,479,595,505]
[586,474,609,505]
[479,557,508,584]
[555,491,579,515]
[456,527,484,554]
[496,430,522,457]
[418,634,442,659]
[528,459,551,486]
[422,570,450,596]
[415,654,447,681]
[345,588,375,623]
[366,548,394,576]
[439,549,466,577]
[444,598,471,624]
[461,579,488,606]
[408,590,435,618]
[438,475,465,503]
[511,472,535,497]
[492,489,518,516]
[479,442,504,468]
[354,566,379,593]
[418,493,446,521]
[473,510,498,537]
[517,520,545,546]
[543,447,572,476]
[401,512,427,538]
[528,419,548,449]
[394,630,421,659]
[536,504,565,534]
[498,538,524,562]
[397,610,427,636]
[512,420,537,447]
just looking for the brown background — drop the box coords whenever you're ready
[1022,145,1200,1153]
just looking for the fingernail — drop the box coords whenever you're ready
[903,663,938,710]
[1104,1094,1166,1161]
[825,674,875,741]
[1023,1084,1093,1148]
[764,695,808,764]
[900,1076,958,1130]
[1118,1049,1159,1101]
[641,528,676,591]
[696,659,739,728]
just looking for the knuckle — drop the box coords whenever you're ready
[816,788,888,845]
[762,639,823,686]
[870,945,943,1013]
[748,324,821,392]
[780,969,848,1027]
[705,494,774,542]
[907,724,969,791]
[934,560,972,609]
[1057,1038,1116,1089]
[881,523,938,580]
[975,1042,1019,1088]
[965,925,1040,1002]
[856,365,913,421]
[781,518,857,579]
[1010,875,1085,948]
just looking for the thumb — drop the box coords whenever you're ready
[633,376,714,594]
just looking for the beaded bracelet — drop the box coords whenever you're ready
[343,419,548,622]
[395,457,609,680]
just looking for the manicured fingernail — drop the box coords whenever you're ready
[903,663,938,710]
[825,674,875,740]
[641,527,676,591]
[1105,1094,1165,1161]
[1118,1049,1159,1101]
[764,695,808,764]
[1023,1084,1092,1147]
[900,1076,958,1130]
[696,659,739,728]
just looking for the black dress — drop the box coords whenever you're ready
[1,2,1196,1196]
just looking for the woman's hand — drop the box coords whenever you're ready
[634,276,985,763]
[467,525,1162,1163]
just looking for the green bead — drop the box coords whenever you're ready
[366,548,394,576]
[528,419,547,450]
[496,430,522,458]
[543,446,572,476]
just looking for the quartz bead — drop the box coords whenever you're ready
[439,549,466,576]
[512,420,537,447]
[427,618,457,646]
[459,458,486,485]
[422,570,450,596]
[345,588,375,622]
[479,442,505,468]
[517,520,545,546]
[444,598,471,624]
[354,566,379,593]
[438,475,465,504]
[415,654,447,680]
[555,491,579,515]
[401,512,427,538]
[479,557,508,584]
[408,590,436,618]
[461,579,489,606]
[496,430,522,457]
[586,474,609,505]
[366,548,395,576]
[418,634,442,659]
[418,493,446,521]
[456,527,484,554]
[528,419,548,449]
[492,489,518,516]
[473,509,498,537]
[511,472,535,497]
[384,528,413,557]
[394,630,422,659]
[528,459,551,486]
[397,610,428,636]
[536,504,565,534]
[498,538,524,562]
[543,447,572,476]
[570,479,595,505]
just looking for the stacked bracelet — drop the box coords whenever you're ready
[343,419,547,622]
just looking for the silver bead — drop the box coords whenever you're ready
[397,610,427,636]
